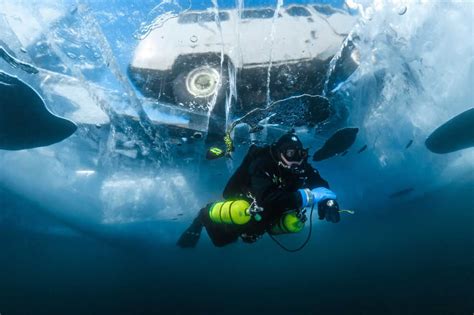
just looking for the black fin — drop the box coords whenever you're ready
[177,218,203,248]
[389,187,415,199]
[357,144,368,153]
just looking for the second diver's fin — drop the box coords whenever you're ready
[177,218,203,248]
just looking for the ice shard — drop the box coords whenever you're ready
[0,72,76,150]
[425,108,474,154]
[313,127,359,161]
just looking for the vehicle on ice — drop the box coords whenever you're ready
[128,4,358,121]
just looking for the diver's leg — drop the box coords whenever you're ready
[199,206,240,247]
[177,204,241,248]
[204,224,240,247]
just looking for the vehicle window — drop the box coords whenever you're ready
[178,12,230,24]
[218,12,230,21]
[201,13,217,22]
[286,6,311,17]
[313,5,337,15]
[179,13,199,24]
[241,8,275,19]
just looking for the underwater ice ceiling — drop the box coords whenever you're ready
[0,0,472,240]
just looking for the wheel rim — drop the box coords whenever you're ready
[185,67,220,98]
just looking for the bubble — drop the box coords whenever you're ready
[66,52,77,59]
[398,6,407,15]
[133,1,190,40]
[190,35,198,43]
[191,132,203,139]
[364,7,374,20]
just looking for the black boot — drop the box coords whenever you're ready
[177,216,203,248]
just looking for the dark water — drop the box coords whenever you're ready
[1,180,472,315]
[0,0,472,314]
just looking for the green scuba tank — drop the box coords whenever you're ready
[209,200,251,225]
[270,211,305,234]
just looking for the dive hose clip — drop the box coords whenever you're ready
[248,202,264,222]
[206,132,235,160]
[246,194,264,222]
[223,132,234,156]
[295,208,308,223]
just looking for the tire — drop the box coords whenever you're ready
[172,61,229,112]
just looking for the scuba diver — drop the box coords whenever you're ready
[177,131,340,248]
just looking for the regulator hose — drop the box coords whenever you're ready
[268,204,355,253]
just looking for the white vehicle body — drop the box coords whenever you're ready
[132,5,355,71]
[129,4,357,113]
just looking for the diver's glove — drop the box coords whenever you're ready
[298,187,337,208]
[318,199,340,223]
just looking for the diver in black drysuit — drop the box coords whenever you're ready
[177,132,340,248]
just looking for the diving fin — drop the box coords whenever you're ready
[177,218,203,248]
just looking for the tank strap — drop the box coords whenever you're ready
[227,200,236,224]
[208,202,218,218]
[217,202,225,223]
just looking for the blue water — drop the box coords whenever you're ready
[0,1,473,314]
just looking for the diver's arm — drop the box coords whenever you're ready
[297,162,338,208]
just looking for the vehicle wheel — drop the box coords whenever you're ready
[172,62,229,112]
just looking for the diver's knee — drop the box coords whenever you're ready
[210,235,239,247]
[197,204,212,223]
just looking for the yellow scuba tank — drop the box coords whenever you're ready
[270,211,305,234]
[209,200,251,225]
